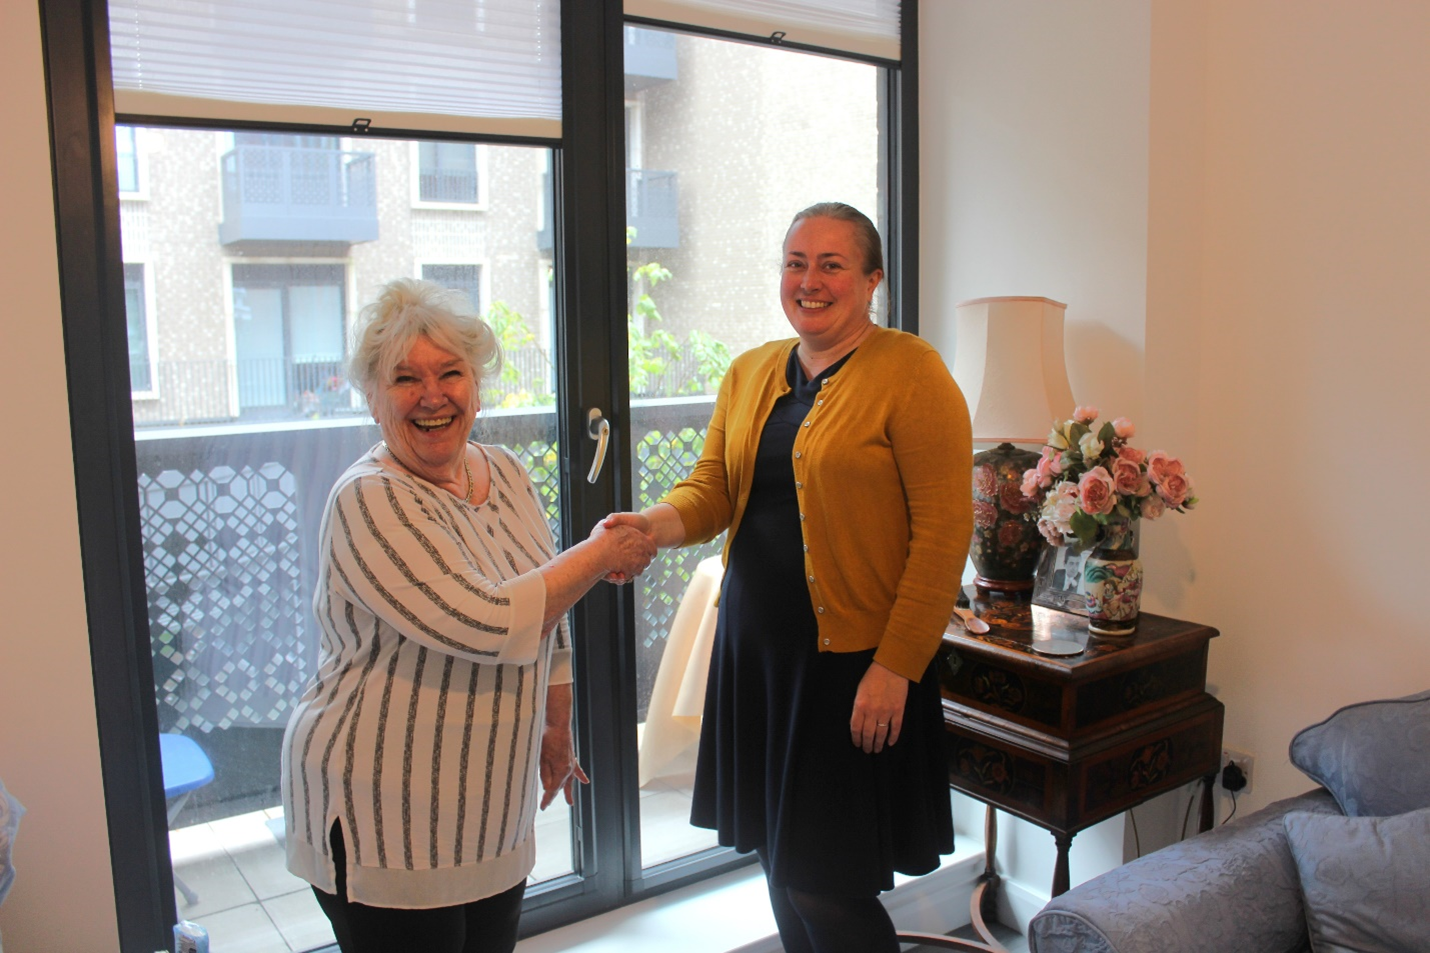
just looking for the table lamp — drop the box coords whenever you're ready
[952,296,1075,596]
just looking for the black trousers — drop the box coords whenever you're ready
[312,824,526,953]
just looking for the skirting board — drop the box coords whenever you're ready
[517,844,987,953]
[731,849,988,953]
[995,876,1050,938]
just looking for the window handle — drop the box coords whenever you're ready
[586,408,611,484]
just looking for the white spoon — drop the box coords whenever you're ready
[952,606,990,634]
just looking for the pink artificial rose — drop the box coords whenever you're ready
[1112,417,1136,439]
[1037,519,1065,545]
[1040,445,1066,475]
[1074,405,1100,424]
[1021,468,1044,498]
[1157,472,1193,509]
[1077,467,1117,516]
[1043,481,1081,536]
[1036,455,1060,485]
[1140,493,1166,519]
[1116,445,1147,466]
[1111,457,1143,496]
[1146,451,1185,484]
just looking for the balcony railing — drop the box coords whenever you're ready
[626,169,680,249]
[136,400,719,811]
[624,25,678,92]
[218,145,379,246]
[538,168,680,251]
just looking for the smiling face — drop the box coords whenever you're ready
[780,216,884,351]
[370,335,478,484]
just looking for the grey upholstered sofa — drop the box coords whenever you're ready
[1027,689,1430,953]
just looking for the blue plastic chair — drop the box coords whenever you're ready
[159,733,214,906]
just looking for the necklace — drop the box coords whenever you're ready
[382,442,475,503]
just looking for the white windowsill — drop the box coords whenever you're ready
[514,844,986,953]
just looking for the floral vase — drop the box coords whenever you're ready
[970,443,1045,595]
[1082,521,1142,636]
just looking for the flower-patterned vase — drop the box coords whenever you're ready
[1083,541,1143,636]
[970,443,1044,595]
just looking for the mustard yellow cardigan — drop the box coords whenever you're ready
[663,326,974,682]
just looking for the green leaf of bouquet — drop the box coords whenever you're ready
[1098,421,1116,444]
[1070,509,1099,546]
[1069,422,1090,444]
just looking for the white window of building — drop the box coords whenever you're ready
[123,261,158,397]
[412,142,489,207]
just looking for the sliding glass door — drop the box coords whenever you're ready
[46,1,905,948]
[123,126,566,950]
[620,25,887,874]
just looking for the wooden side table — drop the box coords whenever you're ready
[897,591,1222,953]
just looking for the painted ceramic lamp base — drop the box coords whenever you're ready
[1083,553,1143,636]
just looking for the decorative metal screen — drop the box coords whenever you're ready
[140,462,308,733]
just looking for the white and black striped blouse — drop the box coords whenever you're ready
[281,442,572,908]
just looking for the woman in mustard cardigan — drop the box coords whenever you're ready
[609,203,973,953]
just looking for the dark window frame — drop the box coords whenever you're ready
[39,0,917,948]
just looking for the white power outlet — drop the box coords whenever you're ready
[1221,747,1255,795]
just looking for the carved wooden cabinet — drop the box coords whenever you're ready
[938,591,1223,896]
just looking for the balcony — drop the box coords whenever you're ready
[625,25,678,93]
[626,169,680,249]
[218,145,379,248]
[538,168,680,252]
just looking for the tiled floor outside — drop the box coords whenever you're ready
[170,770,712,952]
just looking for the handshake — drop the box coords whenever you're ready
[587,511,658,584]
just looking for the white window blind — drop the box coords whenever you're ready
[108,0,561,138]
[625,0,899,61]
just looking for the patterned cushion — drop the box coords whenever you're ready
[1284,806,1430,953]
[1287,689,1430,817]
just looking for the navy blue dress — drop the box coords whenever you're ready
[689,349,954,896]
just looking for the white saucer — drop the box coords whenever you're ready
[1031,638,1085,656]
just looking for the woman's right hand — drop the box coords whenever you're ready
[588,521,656,581]
[600,512,653,582]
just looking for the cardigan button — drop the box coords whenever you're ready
[817,399,824,406]
[802,544,809,552]
[799,513,806,521]
[795,481,803,489]
[802,420,811,428]
[822,638,831,645]
[808,574,815,583]
[794,451,802,459]
[817,606,825,614]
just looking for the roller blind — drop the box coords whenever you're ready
[108,0,562,137]
[625,0,899,61]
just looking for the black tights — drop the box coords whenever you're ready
[757,849,898,953]
[312,824,525,953]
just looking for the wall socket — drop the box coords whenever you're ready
[1221,747,1255,795]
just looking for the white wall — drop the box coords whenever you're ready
[1154,0,1430,804]
[922,0,1430,923]
[920,0,1152,422]
[0,3,119,951]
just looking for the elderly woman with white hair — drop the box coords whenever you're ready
[280,278,654,953]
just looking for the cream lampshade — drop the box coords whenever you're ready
[952,296,1075,445]
[952,296,1075,594]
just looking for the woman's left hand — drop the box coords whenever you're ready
[540,683,590,809]
[850,661,909,754]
